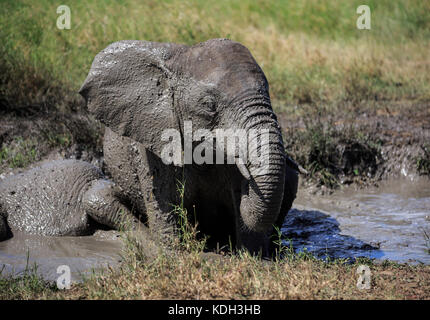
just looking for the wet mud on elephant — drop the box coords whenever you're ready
[0,39,299,257]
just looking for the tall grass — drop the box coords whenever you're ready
[1,0,429,110]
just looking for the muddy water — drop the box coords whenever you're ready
[287,178,430,264]
[0,230,123,282]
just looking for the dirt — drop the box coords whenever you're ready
[279,101,430,189]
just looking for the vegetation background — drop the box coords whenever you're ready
[2,0,430,103]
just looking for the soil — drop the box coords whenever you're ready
[279,101,430,191]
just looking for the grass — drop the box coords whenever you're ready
[56,247,430,300]
[1,0,429,180]
[283,105,383,187]
[171,179,207,253]
[1,0,429,111]
[0,131,81,172]
[0,137,39,169]
[0,268,58,300]
[0,253,58,300]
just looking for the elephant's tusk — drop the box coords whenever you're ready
[297,164,308,175]
[286,155,308,175]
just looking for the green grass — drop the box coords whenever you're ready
[0,132,75,171]
[1,0,429,111]
[0,253,58,300]
[0,137,39,168]
[171,179,207,253]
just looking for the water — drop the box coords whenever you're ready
[0,230,123,282]
[286,178,430,264]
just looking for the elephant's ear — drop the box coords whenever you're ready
[79,40,181,157]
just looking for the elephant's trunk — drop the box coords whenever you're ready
[232,98,286,234]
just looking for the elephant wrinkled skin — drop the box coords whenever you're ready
[0,39,298,256]
[0,160,146,236]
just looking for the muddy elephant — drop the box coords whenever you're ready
[0,160,149,240]
[79,38,299,255]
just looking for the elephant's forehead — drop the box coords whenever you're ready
[174,39,269,95]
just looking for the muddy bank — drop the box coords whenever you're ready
[280,101,430,188]
[1,100,429,186]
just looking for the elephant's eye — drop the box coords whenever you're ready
[200,96,216,113]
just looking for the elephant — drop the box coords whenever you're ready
[0,39,298,257]
[78,38,299,255]
[0,160,152,246]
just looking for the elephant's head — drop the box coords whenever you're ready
[79,39,286,236]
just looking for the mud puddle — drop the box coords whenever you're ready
[0,230,123,282]
[285,178,430,264]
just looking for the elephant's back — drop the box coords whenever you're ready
[0,159,103,236]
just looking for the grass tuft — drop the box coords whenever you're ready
[171,179,207,253]
[416,145,430,176]
[0,137,39,169]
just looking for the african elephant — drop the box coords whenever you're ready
[0,160,152,245]
[79,39,299,255]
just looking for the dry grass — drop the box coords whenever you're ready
[1,0,429,109]
[3,247,429,300]
[55,252,428,300]
[56,221,430,300]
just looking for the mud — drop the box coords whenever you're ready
[0,230,123,282]
[280,101,430,186]
[286,177,430,263]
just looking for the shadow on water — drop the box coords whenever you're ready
[281,208,384,262]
